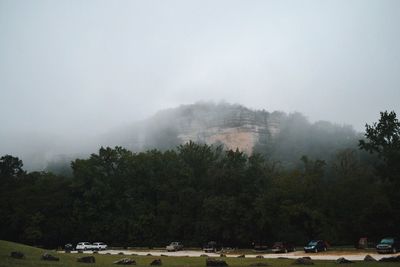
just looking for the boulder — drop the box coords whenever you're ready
[113,258,136,265]
[237,254,245,258]
[256,255,264,259]
[220,254,226,257]
[200,254,209,257]
[147,253,153,256]
[41,253,59,261]
[10,251,24,259]
[150,259,162,266]
[77,256,96,263]
[161,254,168,257]
[336,257,353,264]
[206,258,228,266]
[363,255,376,262]
[292,257,314,265]
[379,256,400,262]
[118,252,125,255]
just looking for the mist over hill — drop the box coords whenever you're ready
[1,102,361,173]
[104,102,360,167]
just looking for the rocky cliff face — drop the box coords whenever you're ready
[131,103,286,154]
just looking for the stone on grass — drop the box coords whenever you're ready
[147,253,153,256]
[77,256,96,263]
[336,257,353,264]
[200,254,209,257]
[10,251,24,259]
[113,258,136,265]
[379,256,400,262]
[161,254,168,257]
[256,255,264,259]
[220,254,226,257]
[363,255,376,262]
[206,258,228,266]
[41,253,59,261]
[292,257,314,265]
[237,254,245,258]
[118,252,125,255]
[150,259,162,265]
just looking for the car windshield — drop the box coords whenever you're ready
[308,241,318,246]
[381,238,394,244]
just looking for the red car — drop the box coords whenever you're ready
[271,242,296,253]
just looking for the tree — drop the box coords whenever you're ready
[0,155,25,178]
[359,111,400,181]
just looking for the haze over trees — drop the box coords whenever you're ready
[0,110,399,248]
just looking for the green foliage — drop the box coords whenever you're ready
[1,111,399,248]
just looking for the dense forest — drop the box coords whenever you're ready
[0,111,399,249]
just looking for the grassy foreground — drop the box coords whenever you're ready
[0,240,399,267]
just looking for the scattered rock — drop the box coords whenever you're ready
[200,254,209,257]
[78,250,83,253]
[220,254,226,257]
[119,252,125,255]
[249,263,269,266]
[206,258,228,266]
[363,255,376,262]
[150,259,162,265]
[336,257,353,264]
[41,253,59,261]
[147,253,153,256]
[77,256,96,263]
[10,251,24,259]
[256,255,264,259]
[113,258,136,265]
[292,257,314,265]
[278,257,289,259]
[106,253,111,255]
[161,254,168,257]
[237,254,245,258]
[379,256,400,262]
[93,251,98,254]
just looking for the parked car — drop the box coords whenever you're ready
[252,242,268,252]
[271,242,295,253]
[203,241,222,253]
[76,242,94,251]
[92,242,108,250]
[304,240,328,253]
[376,237,400,254]
[166,242,183,252]
[64,243,73,252]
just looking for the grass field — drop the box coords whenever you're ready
[1,240,399,267]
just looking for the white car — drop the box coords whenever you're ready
[92,242,108,250]
[76,242,94,251]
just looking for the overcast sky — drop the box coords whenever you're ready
[1,0,400,141]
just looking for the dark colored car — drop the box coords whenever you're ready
[203,241,222,253]
[304,240,328,253]
[64,243,73,253]
[252,242,268,251]
[376,237,400,254]
[271,242,295,253]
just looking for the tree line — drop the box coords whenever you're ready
[0,111,399,248]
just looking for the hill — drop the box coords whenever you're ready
[105,102,360,166]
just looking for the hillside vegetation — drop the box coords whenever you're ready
[0,111,399,250]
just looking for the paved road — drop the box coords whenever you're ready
[64,249,400,261]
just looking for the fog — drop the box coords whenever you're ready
[1,0,400,170]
